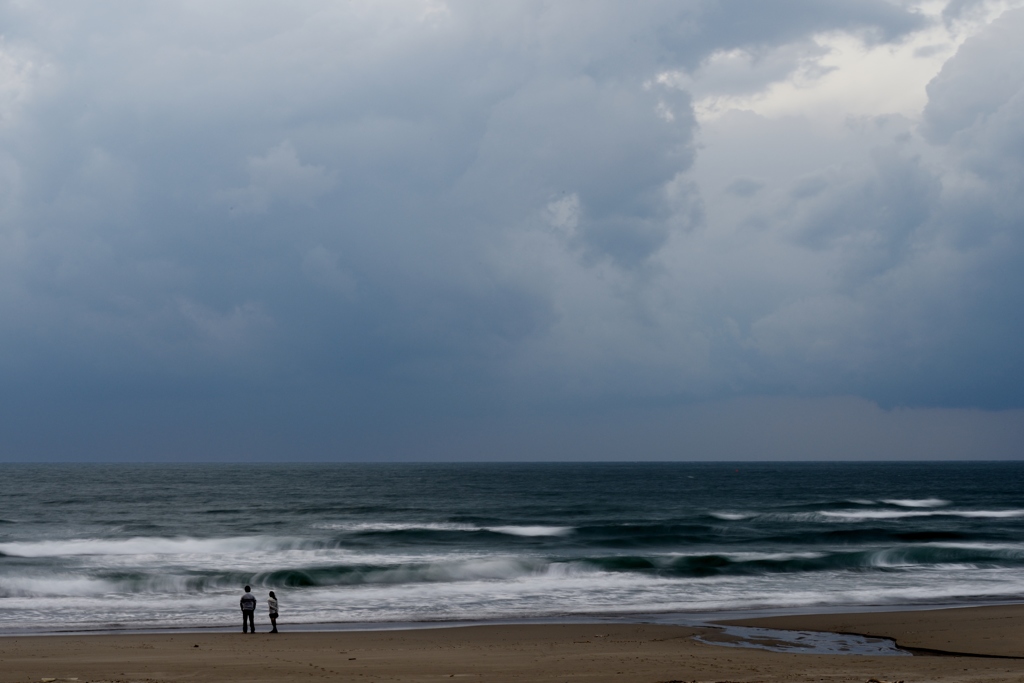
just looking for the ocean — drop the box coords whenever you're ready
[1,462,1023,633]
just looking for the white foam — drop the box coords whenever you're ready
[0,536,286,558]
[485,526,573,537]
[6,562,1024,631]
[819,509,1024,521]
[880,498,949,508]
[720,551,827,562]
[346,557,547,584]
[953,510,1024,518]
[311,522,479,533]
[0,575,121,598]
[310,522,573,537]
[926,541,1024,553]
[710,512,755,521]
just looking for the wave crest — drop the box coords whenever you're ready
[0,536,287,558]
[311,522,573,537]
[880,498,949,508]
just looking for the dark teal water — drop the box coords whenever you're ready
[1,462,1023,631]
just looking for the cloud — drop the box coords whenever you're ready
[1,1,1023,459]
[924,7,1024,142]
[670,3,1024,411]
[220,141,335,215]
[725,178,764,197]
[301,246,356,298]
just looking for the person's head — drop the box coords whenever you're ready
[269,591,276,598]
[244,585,251,593]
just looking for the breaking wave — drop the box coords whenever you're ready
[708,508,1024,523]
[881,498,949,508]
[819,509,1024,521]
[310,522,573,537]
[6,541,1024,600]
[0,536,291,558]
[4,462,1024,631]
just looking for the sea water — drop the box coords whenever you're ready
[1,462,1023,633]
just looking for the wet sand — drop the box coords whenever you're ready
[725,603,1024,658]
[2,605,1023,683]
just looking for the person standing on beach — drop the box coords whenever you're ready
[267,590,279,633]
[240,585,257,633]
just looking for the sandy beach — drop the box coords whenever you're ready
[2,605,1023,683]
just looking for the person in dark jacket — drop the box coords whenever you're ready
[267,590,279,633]
[240,585,257,633]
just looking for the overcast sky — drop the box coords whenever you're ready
[2,0,1024,461]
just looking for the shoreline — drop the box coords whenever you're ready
[723,603,1024,659]
[3,598,1020,638]
[2,605,1024,682]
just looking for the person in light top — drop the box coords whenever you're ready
[239,585,257,633]
[268,590,279,633]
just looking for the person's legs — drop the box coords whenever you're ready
[243,610,254,633]
[270,614,278,633]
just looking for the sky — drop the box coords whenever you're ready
[2,0,1024,461]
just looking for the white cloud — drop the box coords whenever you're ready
[676,0,1024,125]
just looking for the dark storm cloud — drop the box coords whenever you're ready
[0,1,1022,460]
